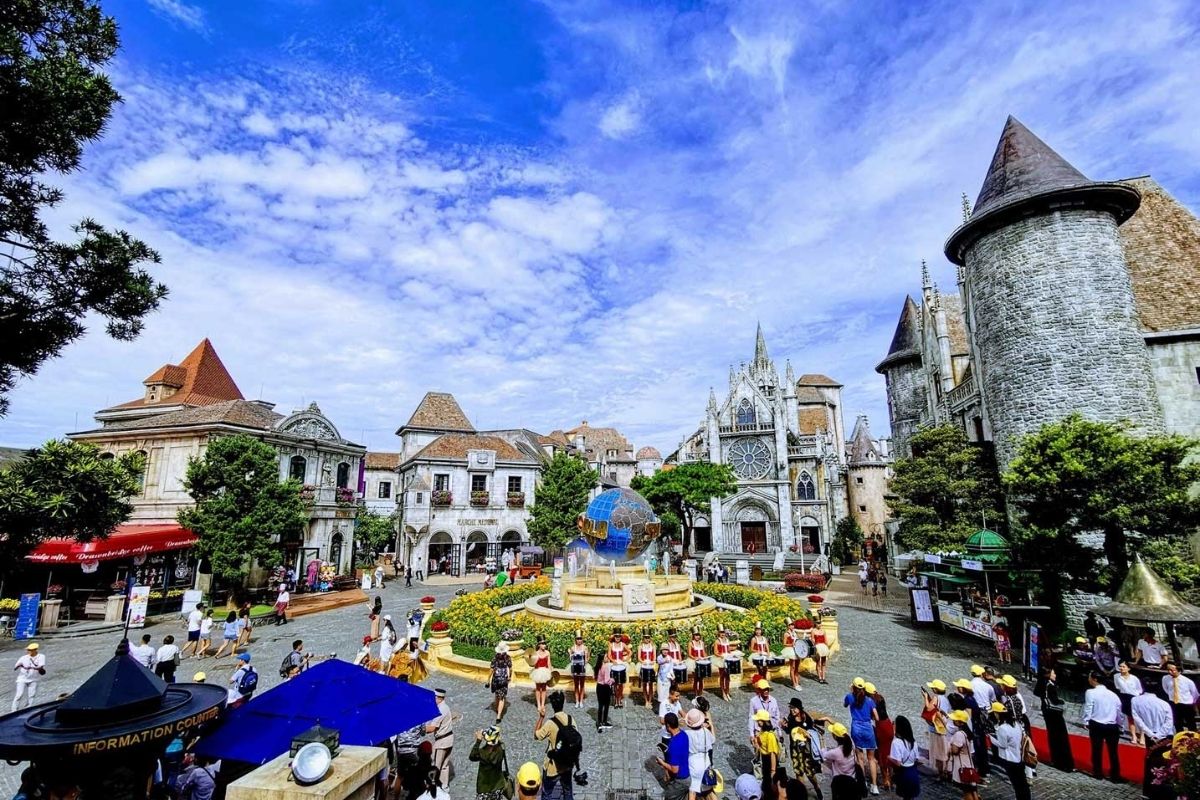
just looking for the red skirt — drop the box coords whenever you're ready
[876,718,895,764]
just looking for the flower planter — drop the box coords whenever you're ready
[432,490,452,507]
[420,602,435,613]
[506,492,525,508]
[470,491,489,507]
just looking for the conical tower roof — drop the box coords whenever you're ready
[1091,555,1200,623]
[875,295,921,372]
[847,415,883,466]
[972,116,1090,217]
[56,647,166,725]
[945,116,1140,265]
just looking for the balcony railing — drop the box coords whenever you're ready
[431,490,452,507]
[947,374,979,411]
[786,435,820,458]
[507,491,526,508]
[470,490,490,507]
[718,422,774,435]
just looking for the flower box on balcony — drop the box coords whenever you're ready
[470,490,489,507]
[335,487,356,506]
[506,491,525,508]
[431,490,452,507]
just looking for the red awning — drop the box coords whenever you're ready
[26,524,199,565]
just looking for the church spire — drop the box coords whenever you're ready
[920,259,932,290]
[754,322,769,365]
[961,192,972,222]
[708,387,718,412]
[785,359,795,385]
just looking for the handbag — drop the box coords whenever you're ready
[701,746,719,789]
[954,747,981,785]
[1021,734,1039,768]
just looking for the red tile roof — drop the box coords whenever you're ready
[365,452,401,470]
[109,339,243,411]
[408,434,536,463]
[401,392,475,433]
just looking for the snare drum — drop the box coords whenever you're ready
[610,663,627,684]
[674,666,687,685]
[570,663,586,677]
[767,656,786,669]
[727,654,743,675]
[695,657,712,679]
[640,666,655,685]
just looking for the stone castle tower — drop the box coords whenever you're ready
[846,415,891,536]
[943,117,1164,465]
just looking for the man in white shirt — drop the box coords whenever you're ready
[1137,629,1167,667]
[658,686,683,746]
[130,634,157,669]
[1131,690,1175,745]
[1162,663,1198,732]
[181,602,206,657]
[155,635,181,683]
[12,642,46,711]
[969,664,996,707]
[1082,672,1122,781]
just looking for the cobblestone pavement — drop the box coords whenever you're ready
[0,576,1147,799]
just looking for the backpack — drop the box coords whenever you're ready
[237,666,258,695]
[549,715,583,771]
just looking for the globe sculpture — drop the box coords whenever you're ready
[577,487,662,563]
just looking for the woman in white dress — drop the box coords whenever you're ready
[378,615,399,674]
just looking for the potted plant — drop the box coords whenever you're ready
[429,619,450,641]
[420,595,436,612]
[500,627,524,654]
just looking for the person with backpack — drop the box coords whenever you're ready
[227,652,257,707]
[280,640,308,679]
[534,691,581,800]
[487,642,512,723]
[178,755,218,800]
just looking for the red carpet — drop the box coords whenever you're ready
[1029,725,1145,781]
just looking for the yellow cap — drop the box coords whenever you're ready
[1075,636,1087,644]
[864,682,877,695]
[852,677,866,689]
[755,679,770,690]
[970,664,985,676]
[193,672,207,682]
[25,643,38,651]
[953,679,972,690]
[1096,636,1107,643]
[926,679,946,692]
[949,710,970,723]
[828,722,848,738]
[1000,674,1018,688]
[753,709,771,721]
[517,762,542,789]
[990,702,1006,713]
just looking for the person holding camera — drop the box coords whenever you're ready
[12,642,46,710]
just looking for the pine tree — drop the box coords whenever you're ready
[527,452,597,549]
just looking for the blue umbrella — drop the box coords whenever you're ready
[194,659,441,765]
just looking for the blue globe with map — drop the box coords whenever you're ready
[577,487,663,562]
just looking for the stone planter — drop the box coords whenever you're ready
[420,601,435,612]
[502,640,525,657]
[429,628,451,645]
[820,616,840,653]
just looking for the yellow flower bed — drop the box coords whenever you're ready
[434,579,813,669]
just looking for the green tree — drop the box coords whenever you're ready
[1,0,166,414]
[632,462,738,556]
[1004,413,1200,585]
[829,516,862,566]
[527,452,597,549]
[0,439,142,574]
[889,424,1004,552]
[355,507,396,557]
[178,435,308,584]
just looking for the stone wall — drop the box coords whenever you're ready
[882,359,926,459]
[1146,338,1200,437]
[848,464,891,536]
[965,208,1165,466]
[1062,590,1111,636]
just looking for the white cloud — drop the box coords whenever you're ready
[599,94,641,139]
[146,0,207,34]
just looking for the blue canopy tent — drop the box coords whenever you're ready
[194,660,440,765]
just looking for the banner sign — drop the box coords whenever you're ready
[15,593,40,640]
[127,586,150,629]
[910,587,936,624]
[924,554,942,565]
[961,559,984,571]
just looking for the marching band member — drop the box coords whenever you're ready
[608,628,629,708]
[713,627,735,702]
[750,622,771,681]
[663,629,686,688]
[638,630,658,708]
[689,626,710,698]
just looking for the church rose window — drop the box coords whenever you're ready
[727,438,771,480]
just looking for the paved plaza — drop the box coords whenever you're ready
[0,576,1146,799]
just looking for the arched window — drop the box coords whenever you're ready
[796,471,816,501]
[336,462,350,489]
[289,455,307,482]
[99,452,115,461]
[329,532,344,574]
[736,399,756,426]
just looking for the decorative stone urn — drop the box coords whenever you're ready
[820,615,840,653]
[420,600,435,612]
[429,625,451,645]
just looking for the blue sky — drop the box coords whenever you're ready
[4,0,1199,453]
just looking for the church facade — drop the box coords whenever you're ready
[878,117,1200,466]
[671,327,892,557]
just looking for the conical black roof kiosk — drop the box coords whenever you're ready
[0,642,226,798]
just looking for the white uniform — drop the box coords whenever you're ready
[12,653,45,710]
